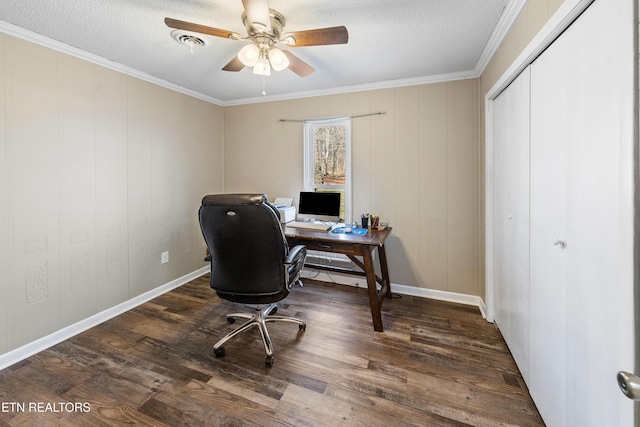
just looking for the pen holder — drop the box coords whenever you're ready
[361,217,369,229]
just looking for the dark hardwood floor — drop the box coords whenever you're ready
[0,275,543,426]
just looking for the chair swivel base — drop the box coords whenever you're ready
[213,303,306,367]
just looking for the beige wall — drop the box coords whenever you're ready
[0,34,224,355]
[481,0,566,98]
[224,80,480,295]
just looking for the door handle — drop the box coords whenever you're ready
[553,239,566,249]
[617,371,640,400]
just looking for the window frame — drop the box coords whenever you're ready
[303,117,352,223]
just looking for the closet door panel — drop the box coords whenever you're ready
[492,68,531,379]
[491,1,633,425]
[529,28,568,427]
[562,1,634,425]
[527,1,634,425]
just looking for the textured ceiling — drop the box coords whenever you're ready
[0,0,512,105]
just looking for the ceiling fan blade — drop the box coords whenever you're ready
[283,51,315,77]
[165,17,238,39]
[283,26,348,47]
[242,0,271,33]
[222,56,246,72]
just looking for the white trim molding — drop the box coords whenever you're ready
[302,270,487,318]
[0,267,210,371]
[474,0,528,76]
[392,283,487,319]
[0,264,487,370]
[1,0,529,108]
[485,0,595,100]
[0,20,224,106]
[221,70,478,107]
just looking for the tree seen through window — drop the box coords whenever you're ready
[304,118,351,222]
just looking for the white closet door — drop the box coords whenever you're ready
[492,67,530,380]
[561,0,634,425]
[528,0,635,425]
[529,22,568,427]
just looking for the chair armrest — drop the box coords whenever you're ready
[285,245,307,288]
[285,245,307,266]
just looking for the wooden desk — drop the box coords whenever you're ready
[284,226,392,332]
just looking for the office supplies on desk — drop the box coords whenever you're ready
[287,221,332,231]
[361,213,369,229]
[273,197,295,223]
[331,227,368,235]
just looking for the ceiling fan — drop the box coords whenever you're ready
[165,0,348,77]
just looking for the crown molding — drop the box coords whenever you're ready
[214,0,527,106]
[473,0,528,76]
[220,70,478,106]
[1,0,524,108]
[485,0,594,101]
[0,20,224,106]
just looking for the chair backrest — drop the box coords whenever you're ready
[198,194,289,302]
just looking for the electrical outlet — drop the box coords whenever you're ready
[161,251,169,264]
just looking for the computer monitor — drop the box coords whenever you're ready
[297,191,341,222]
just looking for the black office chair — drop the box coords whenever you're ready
[198,194,307,366]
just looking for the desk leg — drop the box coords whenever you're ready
[378,244,392,299]
[363,247,384,332]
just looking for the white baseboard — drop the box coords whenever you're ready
[0,266,210,371]
[1,266,489,370]
[301,270,487,316]
[392,282,487,317]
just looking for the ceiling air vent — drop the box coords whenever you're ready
[170,30,207,53]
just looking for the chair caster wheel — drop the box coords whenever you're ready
[214,347,225,358]
[265,355,275,367]
[227,317,235,324]
[299,323,306,331]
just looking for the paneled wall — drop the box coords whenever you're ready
[0,34,224,355]
[224,80,480,296]
[480,0,566,99]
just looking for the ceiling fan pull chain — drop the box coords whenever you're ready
[262,76,267,96]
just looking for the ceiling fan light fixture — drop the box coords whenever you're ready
[253,56,271,76]
[268,47,289,71]
[165,4,348,82]
[238,43,260,66]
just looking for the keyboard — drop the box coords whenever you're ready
[286,221,332,231]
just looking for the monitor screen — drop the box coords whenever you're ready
[297,191,341,222]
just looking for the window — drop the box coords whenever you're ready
[303,118,352,222]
